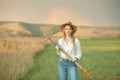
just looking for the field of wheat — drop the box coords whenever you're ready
[0,37,47,80]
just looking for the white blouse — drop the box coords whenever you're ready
[57,38,82,60]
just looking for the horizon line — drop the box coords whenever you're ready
[0,20,120,28]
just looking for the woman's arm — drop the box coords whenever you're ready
[75,39,82,60]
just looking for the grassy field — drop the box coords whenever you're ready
[0,37,47,80]
[21,38,120,80]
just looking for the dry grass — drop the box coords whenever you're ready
[0,37,47,80]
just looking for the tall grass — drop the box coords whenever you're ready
[0,37,47,80]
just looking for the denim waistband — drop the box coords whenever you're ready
[60,57,72,62]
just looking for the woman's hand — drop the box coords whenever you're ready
[55,44,61,55]
[55,44,61,50]
[71,57,78,62]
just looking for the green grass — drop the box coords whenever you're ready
[21,38,120,80]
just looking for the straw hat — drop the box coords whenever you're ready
[60,21,77,33]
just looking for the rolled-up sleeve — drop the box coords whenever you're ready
[75,39,82,60]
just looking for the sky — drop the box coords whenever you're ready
[0,0,120,26]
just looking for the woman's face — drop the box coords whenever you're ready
[64,25,73,36]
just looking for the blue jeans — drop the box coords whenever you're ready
[58,58,78,80]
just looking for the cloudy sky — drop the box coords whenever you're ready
[0,0,120,26]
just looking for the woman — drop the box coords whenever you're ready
[56,21,82,80]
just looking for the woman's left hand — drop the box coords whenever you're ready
[71,57,78,62]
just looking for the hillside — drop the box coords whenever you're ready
[0,22,31,36]
[0,21,59,36]
[0,21,120,38]
[53,27,120,38]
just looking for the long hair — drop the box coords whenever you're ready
[63,25,76,51]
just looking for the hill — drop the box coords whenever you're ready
[0,22,31,36]
[53,27,120,38]
[0,21,59,36]
[0,21,120,38]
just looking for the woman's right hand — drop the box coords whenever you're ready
[55,44,61,55]
[55,44,61,50]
